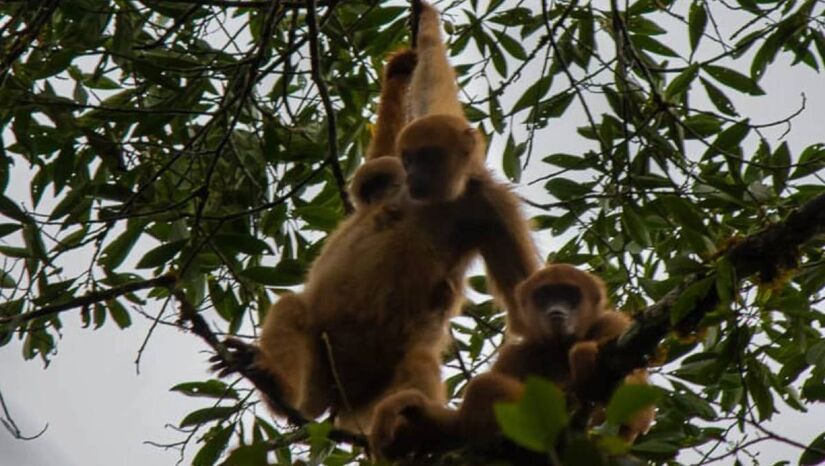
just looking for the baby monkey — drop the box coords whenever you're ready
[371,265,655,460]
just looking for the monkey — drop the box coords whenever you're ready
[214,1,539,434]
[370,265,655,460]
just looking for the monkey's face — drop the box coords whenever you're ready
[530,283,584,338]
[401,146,465,202]
[350,157,405,208]
[515,265,607,341]
[397,115,482,203]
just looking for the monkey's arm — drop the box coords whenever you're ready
[409,1,463,118]
[569,311,631,396]
[365,49,416,160]
[474,181,541,334]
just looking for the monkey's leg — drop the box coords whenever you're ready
[258,293,325,418]
[368,347,457,458]
[366,49,416,161]
[457,372,524,444]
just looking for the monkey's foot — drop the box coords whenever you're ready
[371,389,461,460]
[209,337,260,378]
[385,49,417,79]
[414,1,442,48]
[370,389,434,460]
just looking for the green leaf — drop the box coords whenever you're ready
[494,30,528,60]
[688,1,708,51]
[701,78,738,116]
[660,196,706,233]
[100,223,145,270]
[542,153,589,170]
[545,178,591,201]
[107,299,131,329]
[221,444,268,466]
[664,64,699,100]
[606,384,661,425]
[703,64,765,95]
[534,92,575,120]
[771,141,791,193]
[193,425,233,466]
[631,34,679,57]
[0,223,22,240]
[136,239,187,269]
[171,380,239,400]
[0,270,16,288]
[800,432,825,466]
[670,276,715,324]
[502,133,524,182]
[0,246,30,259]
[295,206,341,232]
[746,359,775,421]
[494,377,568,452]
[806,341,825,373]
[791,143,825,179]
[621,208,651,247]
[0,195,30,223]
[683,114,722,138]
[715,256,735,305]
[512,75,553,114]
[703,120,751,160]
[180,406,239,428]
[241,260,305,287]
[213,234,272,256]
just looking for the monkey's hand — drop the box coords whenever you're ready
[569,341,613,402]
[209,338,261,378]
[370,389,457,460]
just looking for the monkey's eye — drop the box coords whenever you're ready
[533,284,581,310]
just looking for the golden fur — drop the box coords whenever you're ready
[370,265,655,459]
[217,1,538,434]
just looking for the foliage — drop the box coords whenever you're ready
[1,0,825,465]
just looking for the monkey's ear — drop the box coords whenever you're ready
[590,276,608,309]
[462,126,488,161]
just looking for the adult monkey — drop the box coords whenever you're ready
[215,0,539,433]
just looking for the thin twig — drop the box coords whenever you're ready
[305,0,352,213]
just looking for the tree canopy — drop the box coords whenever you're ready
[1,0,825,465]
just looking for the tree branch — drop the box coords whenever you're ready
[0,274,178,326]
[169,289,368,448]
[600,192,825,393]
[305,0,352,214]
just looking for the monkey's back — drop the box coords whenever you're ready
[301,204,466,409]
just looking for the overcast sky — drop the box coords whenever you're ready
[2,2,825,466]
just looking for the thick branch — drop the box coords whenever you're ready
[0,274,177,326]
[600,192,825,391]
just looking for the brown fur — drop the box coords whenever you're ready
[216,2,538,434]
[370,265,655,459]
[365,49,417,162]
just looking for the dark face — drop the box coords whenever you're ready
[357,172,399,206]
[401,146,452,201]
[531,283,583,337]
